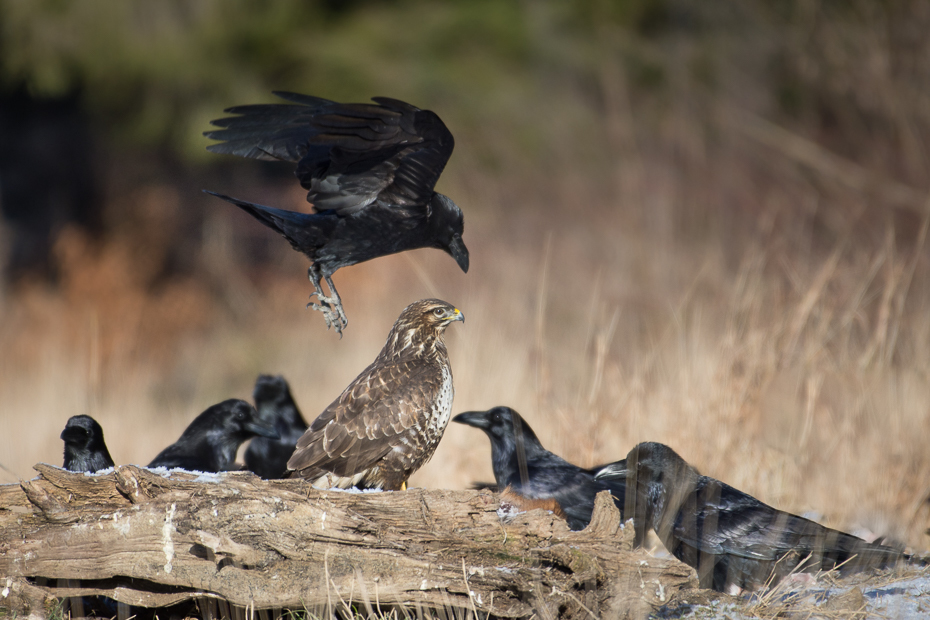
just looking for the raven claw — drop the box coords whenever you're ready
[307,268,348,336]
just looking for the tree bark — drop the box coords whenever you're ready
[0,464,697,619]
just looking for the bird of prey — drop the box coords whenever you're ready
[452,406,626,530]
[203,92,470,335]
[244,374,309,479]
[148,399,279,473]
[60,415,115,473]
[287,298,464,490]
[595,442,910,592]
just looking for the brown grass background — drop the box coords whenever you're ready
[1,1,929,552]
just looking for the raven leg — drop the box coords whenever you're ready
[306,265,348,334]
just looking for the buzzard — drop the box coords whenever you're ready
[452,406,626,530]
[204,92,470,335]
[61,415,115,473]
[148,399,279,473]
[596,442,911,592]
[244,374,309,479]
[287,298,464,490]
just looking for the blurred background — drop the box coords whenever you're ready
[1,0,929,547]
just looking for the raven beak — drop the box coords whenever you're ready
[448,235,469,273]
[246,420,280,440]
[594,460,627,480]
[452,411,488,429]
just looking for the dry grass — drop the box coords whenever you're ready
[2,136,929,557]
[2,4,930,582]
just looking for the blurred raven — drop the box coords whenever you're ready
[596,442,911,592]
[204,92,469,335]
[244,374,308,479]
[61,415,115,473]
[148,399,279,473]
[452,406,626,530]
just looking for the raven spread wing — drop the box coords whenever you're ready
[205,92,454,215]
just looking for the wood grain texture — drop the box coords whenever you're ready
[0,464,697,618]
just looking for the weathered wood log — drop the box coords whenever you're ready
[0,464,698,619]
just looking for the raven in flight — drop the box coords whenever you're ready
[596,442,911,592]
[204,92,469,335]
[148,399,279,473]
[453,406,625,530]
[61,415,115,473]
[244,374,309,479]
[287,299,463,490]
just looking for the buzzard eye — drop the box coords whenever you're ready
[433,308,445,317]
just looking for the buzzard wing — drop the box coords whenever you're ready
[287,358,440,478]
[205,92,454,216]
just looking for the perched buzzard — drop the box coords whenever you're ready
[203,92,470,335]
[61,415,115,473]
[244,374,309,479]
[148,399,279,473]
[453,406,625,530]
[287,298,464,490]
[596,442,911,592]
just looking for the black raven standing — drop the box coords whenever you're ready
[204,93,469,334]
[61,415,115,473]
[452,406,626,530]
[148,399,279,473]
[287,299,463,490]
[244,374,309,479]
[595,442,909,592]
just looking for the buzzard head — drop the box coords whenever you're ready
[384,298,464,357]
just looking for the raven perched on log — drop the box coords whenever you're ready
[287,299,463,491]
[60,415,115,473]
[204,92,469,335]
[148,399,279,473]
[595,442,911,592]
[244,374,308,479]
[452,406,626,530]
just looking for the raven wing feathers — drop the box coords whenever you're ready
[205,93,454,216]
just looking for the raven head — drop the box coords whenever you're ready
[430,193,469,273]
[453,406,545,459]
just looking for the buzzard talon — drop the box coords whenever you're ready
[204,93,470,334]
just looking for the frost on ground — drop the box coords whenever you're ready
[651,566,930,619]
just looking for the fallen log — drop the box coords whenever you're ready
[0,464,697,618]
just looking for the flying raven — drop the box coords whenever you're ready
[61,415,115,473]
[148,399,279,473]
[204,92,469,334]
[244,374,309,479]
[595,442,910,592]
[287,299,463,490]
[452,406,626,530]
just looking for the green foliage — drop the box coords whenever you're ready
[2,0,929,182]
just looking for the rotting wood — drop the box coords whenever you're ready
[0,464,698,619]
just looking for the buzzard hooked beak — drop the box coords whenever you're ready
[446,308,464,324]
[594,460,627,481]
[452,410,487,429]
[448,235,469,273]
[246,420,281,440]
